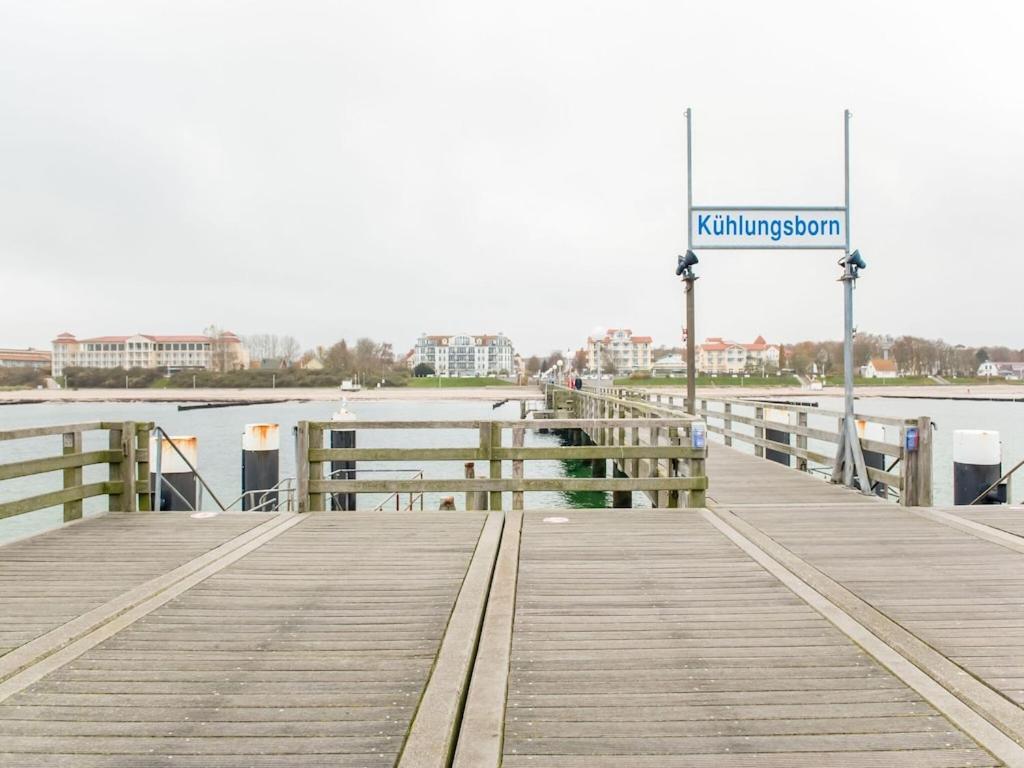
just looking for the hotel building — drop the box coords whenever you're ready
[51,331,249,377]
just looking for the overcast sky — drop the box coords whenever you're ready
[1,1,1022,356]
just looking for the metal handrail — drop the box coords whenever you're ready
[324,467,426,512]
[152,425,227,511]
[969,458,1024,506]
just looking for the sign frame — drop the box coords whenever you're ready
[689,205,849,250]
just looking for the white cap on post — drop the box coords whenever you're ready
[243,423,279,452]
[149,435,198,474]
[953,430,1000,466]
[332,408,356,423]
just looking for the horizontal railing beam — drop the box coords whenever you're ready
[0,481,119,520]
[865,465,903,489]
[0,450,122,482]
[0,422,105,442]
[697,409,842,445]
[305,418,697,431]
[310,446,704,462]
[710,425,834,466]
[310,477,707,493]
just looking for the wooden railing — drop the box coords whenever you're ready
[599,387,932,506]
[0,422,153,522]
[295,417,708,512]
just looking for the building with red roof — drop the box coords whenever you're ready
[0,348,52,370]
[697,335,781,374]
[585,329,653,374]
[51,332,249,377]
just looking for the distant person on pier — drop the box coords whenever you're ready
[574,375,583,391]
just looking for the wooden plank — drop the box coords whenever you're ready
[0,423,104,442]
[0,482,113,521]
[397,512,502,767]
[309,477,707,494]
[0,450,121,482]
[308,445,703,462]
[453,511,522,768]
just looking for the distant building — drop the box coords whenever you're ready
[586,329,653,373]
[863,358,898,379]
[651,353,687,375]
[698,336,781,374]
[413,333,515,377]
[0,348,51,370]
[51,331,249,377]
[978,361,1024,379]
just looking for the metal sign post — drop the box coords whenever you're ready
[682,108,870,494]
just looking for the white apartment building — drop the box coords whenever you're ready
[51,331,249,377]
[413,333,516,377]
[585,329,653,373]
[698,336,781,374]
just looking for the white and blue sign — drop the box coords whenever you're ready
[690,207,847,249]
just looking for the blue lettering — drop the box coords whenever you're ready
[783,220,794,237]
[769,220,782,241]
[697,215,711,235]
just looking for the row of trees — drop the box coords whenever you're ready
[784,333,1024,378]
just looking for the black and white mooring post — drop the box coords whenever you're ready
[242,423,280,511]
[953,430,1006,505]
[150,434,198,511]
[330,408,357,511]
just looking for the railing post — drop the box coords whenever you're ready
[63,430,83,521]
[668,426,681,508]
[308,423,325,512]
[512,426,524,511]
[136,423,152,511]
[119,421,137,512]
[754,405,765,458]
[686,439,707,509]
[723,402,733,447]
[902,416,933,507]
[488,422,503,511]
[296,421,311,513]
[796,411,809,472]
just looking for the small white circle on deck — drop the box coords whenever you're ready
[542,516,569,524]
[190,512,218,519]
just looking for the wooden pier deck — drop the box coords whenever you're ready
[2,495,1024,766]
[3,408,1024,767]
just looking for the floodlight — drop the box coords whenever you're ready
[676,250,699,277]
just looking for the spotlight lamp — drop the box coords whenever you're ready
[840,249,866,277]
[676,250,699,278]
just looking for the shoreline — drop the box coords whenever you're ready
[2,383,1022,405]
[630,384,1024,402]
[0,386,545,405]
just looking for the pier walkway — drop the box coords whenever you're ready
[3,403,1024,766]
